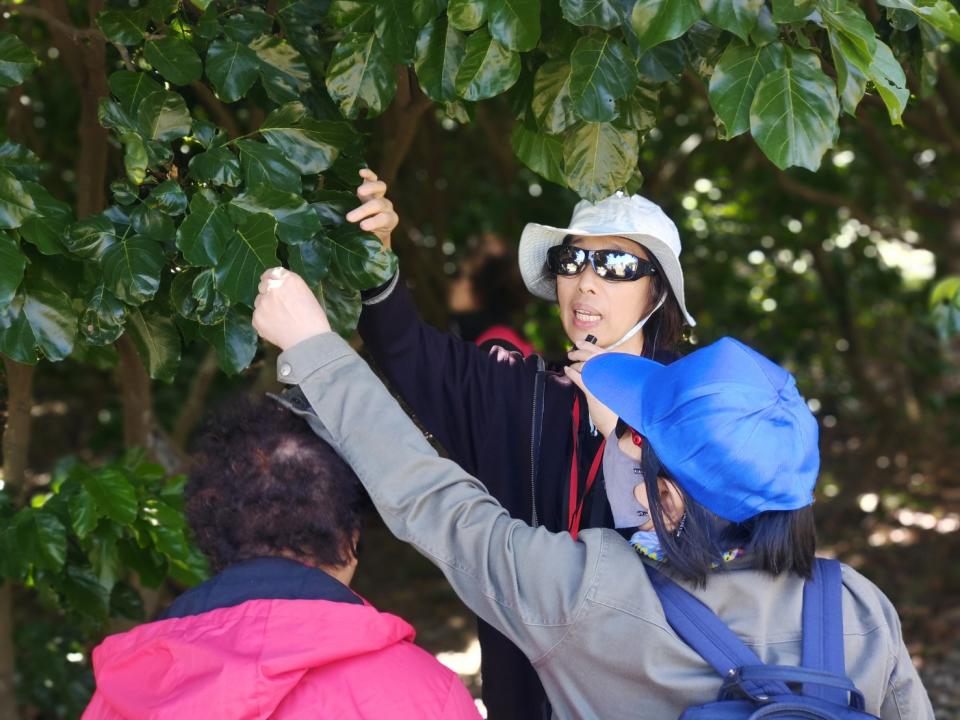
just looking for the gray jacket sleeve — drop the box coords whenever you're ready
[276,333,602,663]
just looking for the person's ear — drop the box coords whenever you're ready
[657,478,686,529]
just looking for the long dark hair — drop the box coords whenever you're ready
[641,440,817,587]
[642,249,686,358]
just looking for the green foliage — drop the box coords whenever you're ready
[1,0,952,380]
[0,453,208,627]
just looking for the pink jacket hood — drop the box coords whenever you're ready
[83,598,479,719]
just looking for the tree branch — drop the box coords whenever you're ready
[378,66,432,187]
[190,81,243,139]
[1,3,101,41]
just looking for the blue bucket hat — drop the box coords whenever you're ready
[581,337,819,523]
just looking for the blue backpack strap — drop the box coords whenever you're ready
[802,558,849,705]
[645,565,790,698]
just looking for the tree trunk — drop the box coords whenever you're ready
[115,336,153,449]
[0,357,35,720]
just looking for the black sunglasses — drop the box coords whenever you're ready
[546,244,657,282]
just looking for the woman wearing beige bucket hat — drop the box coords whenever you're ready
[339,169,695,719]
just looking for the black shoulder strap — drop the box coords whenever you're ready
[529,355,546,527]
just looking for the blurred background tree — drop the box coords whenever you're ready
[0,0,958,716]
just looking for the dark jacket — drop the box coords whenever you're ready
[358,275,674,719]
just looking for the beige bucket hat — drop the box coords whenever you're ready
[518,192,696,326]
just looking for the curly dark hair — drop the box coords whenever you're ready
[185,395,369,573]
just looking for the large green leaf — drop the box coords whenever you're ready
[126,307,182,382]
[0,231,25,307]
[771,0,815,22]
[0,33,39,88]
[215,213,279,306]
[89,534,122,593]
[199,307,258,374]
[288,236,333,284]
[171,268,228,325]
[65,214,117,261]
[259,102,358,175]
[188,146,242,186]
[708,40,785,138]
[0,140,42,181]
[138,91,193,142]
[414,0,447,24]
[102,236,166,305]
[617,83,659,132]
[375,0,419,63]
[96,9,148,45]
[19,182,72,255]
[176,193,234,266]
[560,0,625,29]
[121,133,148,185]
[489,0,541,52]
[147,179,188,216]
[876,0,960,40]
[0,169,36,229]
[326,33,397,119]
[828,29,867,116]
[205,39,260,103]
[867,40,909,125]
[82,467,138,525]
[631,0,703,51]
[531,59,577,133]
[81,285,127,346]
[144,37,203,85]
[329,226,399,289]
[235,139,303,194]
[0,277,77,365]
[749,54,840,171]
[99,98,139,135]
[223,5,275,42]
[454,28,520,101]
[448,0,488,30]
[130,205,176,242]
[699,0,762,41]
[563,122,639,201]
[16,510,66,572]
[317,280,362,335]
[250,36,311,104]
[230,186,322,245]
[64,566,110,621]
[329,0,376,31]
[68,486,101,539]
[415,18,467,103]
[20,278,79,361]
[511,124,565,185]
[820,0,877,75]
[569,36,637,123]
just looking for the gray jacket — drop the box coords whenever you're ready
[277,333,934,720]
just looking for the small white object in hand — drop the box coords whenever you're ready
[267,266,287,290]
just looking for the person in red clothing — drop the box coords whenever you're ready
[82,396,479,720]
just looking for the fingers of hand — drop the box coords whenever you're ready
[356,180,387,202]
[567,348,598,363]
[358,168,379,182]
[346,197,393,223]
[360,211,398,233]
[563,365,586,391]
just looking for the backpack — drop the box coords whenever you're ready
[646,558,880,719]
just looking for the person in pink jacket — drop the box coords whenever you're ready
[82,396,479,720]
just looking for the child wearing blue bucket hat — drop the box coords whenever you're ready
[252,273,934,719]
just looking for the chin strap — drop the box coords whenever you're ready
[603,294,666,351]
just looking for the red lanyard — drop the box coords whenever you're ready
[567,394,606,541]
